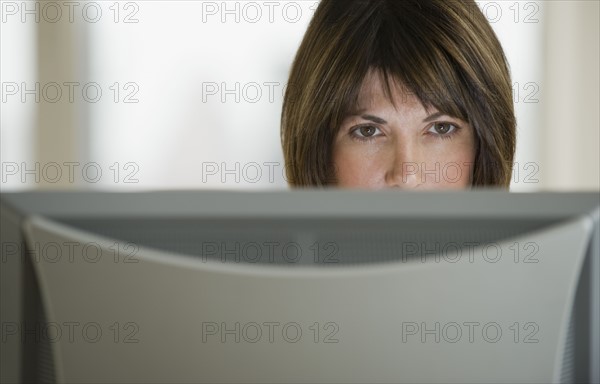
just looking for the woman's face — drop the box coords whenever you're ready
[332,70,476,190]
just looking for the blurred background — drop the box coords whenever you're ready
[1,0,599,192]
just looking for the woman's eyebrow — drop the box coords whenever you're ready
[356,111,449,125]
[422,111,447,123]
[361,114,388,125]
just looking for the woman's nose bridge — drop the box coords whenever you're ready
[387,136,422,185]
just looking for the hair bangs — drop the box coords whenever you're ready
[357,2,473,124]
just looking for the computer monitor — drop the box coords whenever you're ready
[1,190,598,383]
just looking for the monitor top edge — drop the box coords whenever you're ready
[1,190,598,219]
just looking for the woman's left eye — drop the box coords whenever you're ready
[428,122,459,137]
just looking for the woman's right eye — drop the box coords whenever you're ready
[350,125,382,142]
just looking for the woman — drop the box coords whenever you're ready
[281,0,516,189]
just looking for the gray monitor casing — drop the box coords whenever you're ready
[1,190,599,383]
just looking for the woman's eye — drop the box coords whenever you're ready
[351,125,381,140]
[428,122,458,135]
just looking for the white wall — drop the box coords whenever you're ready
[86,1,316,190]
[0,1,36,190]
[477,1,544,191]
[542,0,600,191]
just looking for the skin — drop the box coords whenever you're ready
[332,70,476,190]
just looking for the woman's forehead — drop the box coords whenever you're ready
[352,69,427,112]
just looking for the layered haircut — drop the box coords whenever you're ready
[280,0,516,187]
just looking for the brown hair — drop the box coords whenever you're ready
[280,0,516,187]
